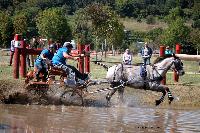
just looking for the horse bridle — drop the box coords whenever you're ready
[152,58,176,82]
[172,58,183,74]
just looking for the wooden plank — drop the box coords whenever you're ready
[175,54,200,61]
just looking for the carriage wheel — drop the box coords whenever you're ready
[59,86,87,106]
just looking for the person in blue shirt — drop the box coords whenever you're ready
[34,44,57,81]
[140,42,153,65]
[165,46,173,57]
[52,42,88,83]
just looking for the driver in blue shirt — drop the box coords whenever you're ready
[52,42,89,83]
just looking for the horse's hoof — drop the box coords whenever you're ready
[168,97,174,104]
[155,100,161,106]
[106,94,111,101]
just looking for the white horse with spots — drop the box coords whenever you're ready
[100,54,185,106]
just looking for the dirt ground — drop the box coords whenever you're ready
[1,79,200,108]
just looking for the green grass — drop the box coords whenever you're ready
[120,18,167,31]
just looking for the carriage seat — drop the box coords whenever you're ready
[48,66,67,77]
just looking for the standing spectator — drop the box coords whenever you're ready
[165,46,173,57]
[140,42,153,65]
[30,36,39,67]
[123,49,132,65]
[9,39,15,66]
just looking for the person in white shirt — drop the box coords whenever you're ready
[123,49,132,65]
[9,39,15,66]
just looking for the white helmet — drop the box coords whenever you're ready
[63,42,73,48]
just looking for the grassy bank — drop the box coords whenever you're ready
[120,18,167,32]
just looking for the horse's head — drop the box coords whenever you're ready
[171,53,185,76]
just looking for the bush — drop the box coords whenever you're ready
[192,19,200,29]
[146,15,156,24]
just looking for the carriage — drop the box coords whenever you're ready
[24,65,92,105]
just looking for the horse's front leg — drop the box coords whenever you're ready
[106,87,117,102]
[106,82,119,102]
[155,90,166,106]
[153,85,174,106]
[166,88,174,104]
[151,84,167,106]
[117,86,125,103]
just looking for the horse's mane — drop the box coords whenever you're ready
[153,54,173,64]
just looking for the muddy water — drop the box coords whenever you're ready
[0,104,200,133]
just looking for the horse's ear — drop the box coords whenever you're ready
[172,53,178,59]
[172,53,176,58]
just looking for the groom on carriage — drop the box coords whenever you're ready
[34,43,57,82]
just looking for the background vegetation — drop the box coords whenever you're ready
[0,0,200,53]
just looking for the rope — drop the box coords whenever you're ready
[92,61,110,71]
[87,83,125,94]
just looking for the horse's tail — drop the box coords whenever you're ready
[92,61,109,71]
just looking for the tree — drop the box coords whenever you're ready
[72,8,92,45]
[189,28,200,49]
[161,18,190,47]
[73,3,124,50]
[164,7,183,24]
[36,7,72,43]
[13,13,28,35]
[0,11,13,47]
[86,3,125,49]
[146,28,163,42]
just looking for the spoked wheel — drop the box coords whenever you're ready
[60,87,86,106]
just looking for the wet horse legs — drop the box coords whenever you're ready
[106,82,124,103]
[166,88,174,104]
[155,87,174,106]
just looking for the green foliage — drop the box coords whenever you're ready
[146,15,156,24]
[191,1,200,21]
[189,28,200,49]
[0,11,13,47]
[192,19,200,29]
[86,3,125,48]
[131,30,146,42]
[161,18,190,47]
[72,8,92,44]
[164,7,183,24]
[73,3,125,49]
[36,7,72,43]
[146,28,163,42]
[13,13,28,35]
[15,7,40,38]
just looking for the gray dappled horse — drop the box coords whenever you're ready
[103,54,185,106]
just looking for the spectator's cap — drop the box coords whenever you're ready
[144,42,148,45]
[49,43,57,50]
[63,42,73,48]
[126,49,130,51]
[166,46,169,49]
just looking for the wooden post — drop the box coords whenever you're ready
[13,34,22,79]
[78,44,85,73]
[160,46,166,85]
[20,40,26,78]
[85,44,90,73]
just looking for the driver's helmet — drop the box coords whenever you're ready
[49,43,57,50]
[63,42,73,48]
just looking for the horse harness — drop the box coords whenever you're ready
[112,63,126,88]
